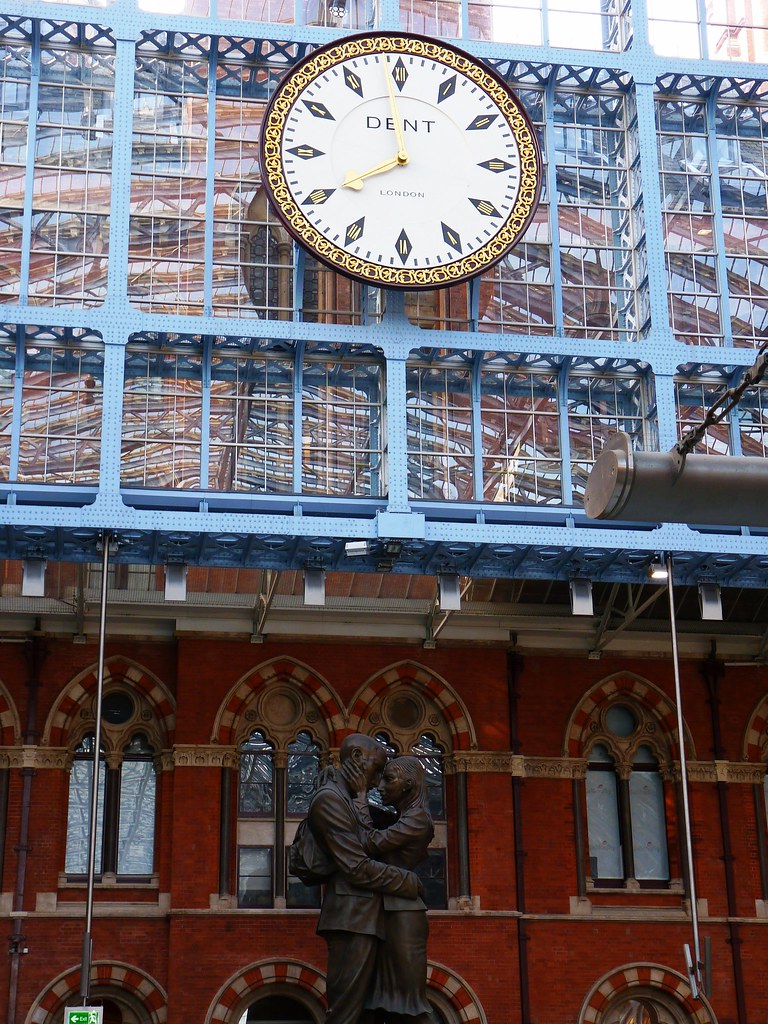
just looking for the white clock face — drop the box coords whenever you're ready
[261,33,541,289]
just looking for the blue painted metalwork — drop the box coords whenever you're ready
[1,0,768,585]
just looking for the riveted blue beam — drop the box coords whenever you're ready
[2,515,768,587]
[5,302,764,378]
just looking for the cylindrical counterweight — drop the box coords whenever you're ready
[584,432,768,527]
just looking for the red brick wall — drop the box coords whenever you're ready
[0,637,764,1023]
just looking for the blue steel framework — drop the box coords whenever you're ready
[1,0,768,588]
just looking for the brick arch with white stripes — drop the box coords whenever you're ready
[212,657,346,747]
[43,655,175,748]
[743,691,768,761]
[207,959,326,1023]
[579,963,714,1024]
[564,671,690,759]
[26,961,167,1024]
[207,960,485,1024]
[0,679,19,746]
[348,661,477,751]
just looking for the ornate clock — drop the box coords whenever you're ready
[260,31,542,289]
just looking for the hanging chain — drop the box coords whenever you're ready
[676,338,768,457]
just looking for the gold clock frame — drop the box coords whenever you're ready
[260,31,542,289]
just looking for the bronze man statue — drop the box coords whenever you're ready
[308,734,423,1024]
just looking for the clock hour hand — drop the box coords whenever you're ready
[382,54,408,165]
[342,154,404,190]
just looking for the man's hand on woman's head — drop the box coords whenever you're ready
[340,756,370,798]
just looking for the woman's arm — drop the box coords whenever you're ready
[355,803,434,856]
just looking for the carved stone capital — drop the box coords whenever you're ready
[523,757,588,780]
[155,751,174,772]
[684,760,767,784]
[444,752,588,779]
[445,751,524,775]
[726,762,766,785]
[33,747,70,769]
[273,750,289,770]
[1,746,70,770]
[678,761,713,783]
[173,745,238,769]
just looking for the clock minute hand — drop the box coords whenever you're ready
[342,154,404,190]
[382,54,408,164]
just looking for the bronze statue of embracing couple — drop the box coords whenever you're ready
[293,733,434,1024]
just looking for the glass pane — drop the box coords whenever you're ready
[209,352,294,493]
[481,367,561,505]
[238,846,272,908]
[65,755,105,874]
[301,359,384,497]
[407,363,474,501]
[118,756,156,875]
[586,765,622,879]
[239,731,274,816]
[629,770,669,881]
[412,735,445,821]
[121,345,203,489]
[415,848,447,909]
[18,344,104,484]
[286,731,320,816]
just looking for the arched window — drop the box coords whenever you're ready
[65,726,157,880]
[585,701,670,888]
[602,990,694,1023]
[237,727,321,909]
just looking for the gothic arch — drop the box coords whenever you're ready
[564,671,694,761]
[212,657,346,748]
[426,961,487,1024]
[578,963,715,1024]
[42,655,176,749]
[742,690,768,761]
[0,678,20,748]
[348,661,477,752]
[206,959,326,1024]
[26,961,167,1024]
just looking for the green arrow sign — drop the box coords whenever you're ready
[65,1009,102,1024]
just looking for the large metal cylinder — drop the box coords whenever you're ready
[584,431,768,527]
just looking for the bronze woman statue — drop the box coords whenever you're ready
[350,755,435,1024]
